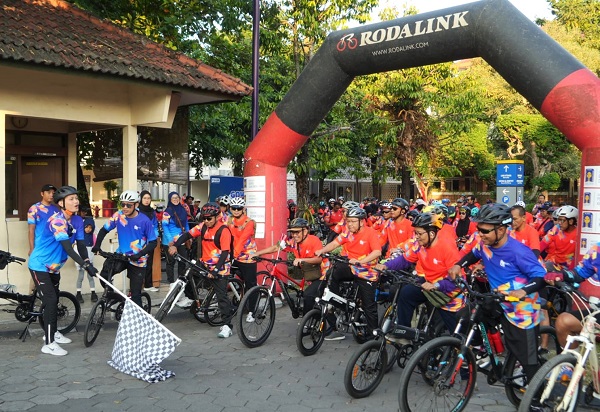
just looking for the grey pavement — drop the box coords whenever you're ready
[0,286,521,412]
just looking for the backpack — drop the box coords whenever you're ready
[198,224,234,261]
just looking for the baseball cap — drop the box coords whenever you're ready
[415,199,426,206]
[41,184,57,192]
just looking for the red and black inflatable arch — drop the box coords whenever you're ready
[244,0,600,260]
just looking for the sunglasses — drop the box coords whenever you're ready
[288,230,302,234]
[121,202,135,209]
[202,216,215,221]
[476,226,496,234]
[391,207,400,211]
[382,210,391,213]
[231,206,244,211]
[459,212,467,215]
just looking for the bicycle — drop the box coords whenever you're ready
[296,253,368,356]
[519,281,600,412]
[235,256,308,348]
[155,253,243,326]
[83,251,152,347]
[397,276,560,411]
[344,269,446,398]
[0,251,80,341]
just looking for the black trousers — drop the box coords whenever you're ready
[303,279,325,315]
[212,276,233,328]
[143,249,155,288]
[164,244,187,283]
[30,270,60,344]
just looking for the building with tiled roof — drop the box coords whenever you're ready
[0,0,251,293]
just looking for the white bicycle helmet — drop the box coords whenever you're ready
[557,205,578,220]
[514,201,526,208]
[342,201,360,210]
[230,197,245,207]
[219,195,231,206]
[119,190,140,203]
[328,198,336,203]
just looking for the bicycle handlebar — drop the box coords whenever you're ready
[321,253,352,264]
[0,250,26,263]
[172,253,211,275]
[454,276,520,303]
[96,250,131,261]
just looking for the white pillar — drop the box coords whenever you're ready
[0,112,6,247]
[67,133,77,186]
[122,125,138,191]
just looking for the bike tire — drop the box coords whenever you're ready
[54,291,81,334]
[203,278,244,326]
[296,308,326,356]
[379,304,399,373]
[235,286,276,348]
[84,300,106,347]
[517,353,580,412]
[398,336,477,412]
[155,283,182,323]
[141,292,152,314]
[344,339,388,398]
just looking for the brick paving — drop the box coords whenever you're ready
[0,286,526,412]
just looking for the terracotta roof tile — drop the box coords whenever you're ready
[0,0,252,99]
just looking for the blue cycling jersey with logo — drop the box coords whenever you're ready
[103,211,157,267]
[27,202,59,239]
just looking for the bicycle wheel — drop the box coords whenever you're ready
[235,286,276,348]
[191,277,211,323]
[517,353,580,412]
[155,283,182,323]
[379,304,399,373]
[296,308,326,356]
[344,339,388,398]
[141,292,152,314]
[55,291,81,333]
[84,300,106,347]
[203,278,244,326]
[398,336,477,412]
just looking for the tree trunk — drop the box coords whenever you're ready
[401,167,412,200]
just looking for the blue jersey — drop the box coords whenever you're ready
[576,242,600,281]
[471,236,546,329]
[28,211,76,273]
[27,202,59,239]
[103,211,157,267]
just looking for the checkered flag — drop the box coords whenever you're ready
[108,299,181,382]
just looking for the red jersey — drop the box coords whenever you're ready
[326,209,344,227]
[227,215,257,263]
[379,217,414,257]
[541,226,577,269]
[509,224,540,252]
[336,226,381,281]
[189,221,232,275]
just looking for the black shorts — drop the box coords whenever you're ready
[500,315,539,367]
[566,308,600,323]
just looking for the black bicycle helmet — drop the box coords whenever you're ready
[288,218,309,229]
[411,212,443,230]
[346,206,366,219]
[54,186,78,204]
[391,197,410,212]
[407,209,420,220]
[473,204,512,226]
[200,202,220,217]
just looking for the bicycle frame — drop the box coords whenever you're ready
[256,258,306,317]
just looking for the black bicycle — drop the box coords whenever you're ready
[296,253,368,356]
[397,277,560,411]
[344,269,446,398]
[84,251,151,347]
[0,250,80,341]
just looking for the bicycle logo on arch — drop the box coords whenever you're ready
[337,34,358,52]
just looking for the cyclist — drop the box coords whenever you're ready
[379,198,414,258]
[514,200,534,225]
[509,204,541,256]
[161,192,189,285]
[545,241,600,347]
[255,218,324,315]
[29,185,98,356]
[324,200,344,243]
[227,197,258,299]
[540,205,578,270]
[448,203,546,382]
[455,206,477,250]
[170,202,235,338]
[217,195,232,224]
[28,184,59,256]
[533,201,554,238]
[93,190,157,308]
[315,206,382,341]
[376,212,465,337]
[424,203,456,242]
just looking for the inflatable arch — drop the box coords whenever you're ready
[243,0,600,263]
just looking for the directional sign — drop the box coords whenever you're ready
[496,187,517,206]
[496,161,525,187]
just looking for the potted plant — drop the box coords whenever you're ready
[101,180,119,217]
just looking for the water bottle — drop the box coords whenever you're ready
[487,328,504,354]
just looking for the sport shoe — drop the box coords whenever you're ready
[324,330,345,341]
[41,341,68,356]
[42,332,72,344]
[144,287,159,292]
[76,292,84,303]
[91,291,98,302]
[218,325,233,338]
[246,312,255,323]
[476,355,490,368]
[176,297,194,308]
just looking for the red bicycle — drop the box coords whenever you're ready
[235,256,310,348]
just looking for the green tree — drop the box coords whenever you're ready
[549,0,600,52]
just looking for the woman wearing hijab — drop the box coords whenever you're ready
[455,206,477,249]
[139,190,159,292]
[162,192,189,284]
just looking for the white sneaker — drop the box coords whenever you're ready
[218,325,233,338]
[41,341,68,356]
[175,297,194,308]
[42,332,72,344]
[144,287,159,292]
[246,312,255,323]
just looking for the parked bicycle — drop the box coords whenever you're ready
[83,251,151,347]
[397,276,560,411]
[155,253,243,325]
[0,250,80,341]
[344,269,445,398]
[296,253,367,356]
[519,281,599,412]
[235,256,309,348]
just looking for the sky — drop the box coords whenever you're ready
[375,0,554,22]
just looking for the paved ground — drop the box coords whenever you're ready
[0,285,528,412]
